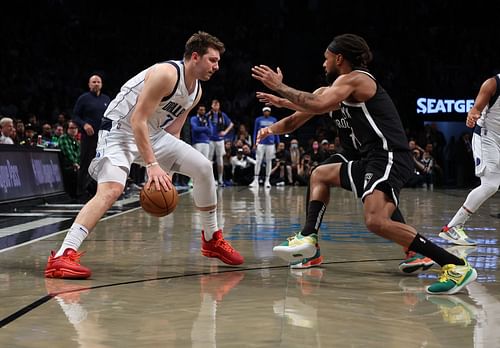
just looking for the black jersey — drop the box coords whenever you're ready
[329,109,361,160]
[339,71,409,156]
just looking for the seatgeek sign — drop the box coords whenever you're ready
[416,98,474,114]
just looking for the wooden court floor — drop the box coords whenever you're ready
[1,186,499,347]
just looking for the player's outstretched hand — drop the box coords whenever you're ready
[256,92,287,108]
[252,65,283,90]
[256,127,273,145]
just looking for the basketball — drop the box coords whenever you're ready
[140,185,178,217]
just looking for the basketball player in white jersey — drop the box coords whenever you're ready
[45,31,244,279]
[439,74,500,245]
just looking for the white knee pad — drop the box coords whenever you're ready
[176,147,216,207]
[464,174,499,213]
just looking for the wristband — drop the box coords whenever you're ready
[146,162,159,168]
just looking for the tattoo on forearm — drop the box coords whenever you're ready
[277,85,316,107]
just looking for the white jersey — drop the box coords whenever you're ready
[477,74,500,134]
[103,60,200,137]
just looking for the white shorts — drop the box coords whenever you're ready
[472,127,500,177]
[208,140,226,159]
[89,129,207,184]
[256,144,276,161]
[193,142,210,159]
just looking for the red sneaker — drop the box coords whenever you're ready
[201,230,244,265]
[44,249,92,279]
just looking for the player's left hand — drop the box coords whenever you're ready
[252,65,283,90]
[256,92,286,108]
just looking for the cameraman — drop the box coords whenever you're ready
[230,145,256,186]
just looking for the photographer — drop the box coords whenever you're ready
[230,145,256,186]
[294,153,313,186]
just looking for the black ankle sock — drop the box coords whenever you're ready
[301,200,326,236]
[409,234,465,267]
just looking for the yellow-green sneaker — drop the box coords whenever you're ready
[426,259,477,295]
[273,232,318,262]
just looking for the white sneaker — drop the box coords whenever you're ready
[249,178,259,187]
[265,180,271,188]
[439,226,477,246]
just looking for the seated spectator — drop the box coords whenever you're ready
[58,121,80,199]
[405,149,425,188]
[19,123,37,146]
[294,153,313,186]
[420,150,434,190]
[234,123,252,147]
[231,145,256,186]
[0,117,14,144]
[307,140,328,166]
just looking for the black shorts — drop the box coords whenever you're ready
[314,151,362,195]
[340,150,413,205]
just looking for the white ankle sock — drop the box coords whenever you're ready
[200,210,218,240]
[448,206,472,229]
[55,223,89,257]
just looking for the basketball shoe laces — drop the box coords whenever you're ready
[437,264,461,283]
[215,238,235,253]
[63,250,86,264]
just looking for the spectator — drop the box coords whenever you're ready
[72,74,111,200]
[190,105,212,159]
[250,106,279,188]
[231,145,256,186]
[207,99,233,186]
[0,117,14,144]
[58,120,80,199]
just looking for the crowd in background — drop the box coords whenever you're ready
[1,0,493,197]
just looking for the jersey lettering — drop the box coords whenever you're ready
[160,101,186,128]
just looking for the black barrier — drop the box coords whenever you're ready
[0,145,65,203]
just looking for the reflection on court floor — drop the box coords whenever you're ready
[0,187,499,347]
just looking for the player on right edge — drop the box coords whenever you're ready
[439,74,500,245]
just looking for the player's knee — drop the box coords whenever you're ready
[195,157,214,180]
[365,213,383,233]
[97,184,123,204]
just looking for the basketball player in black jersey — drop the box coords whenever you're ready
[256,93,434,273]
[252,33,477,294]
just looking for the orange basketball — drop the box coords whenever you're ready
[140,185,178,217]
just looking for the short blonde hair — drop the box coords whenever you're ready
[0,117,13,128]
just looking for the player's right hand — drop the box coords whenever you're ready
[256,127,273,144]
[146,164,173,191]
[466,111,480,128]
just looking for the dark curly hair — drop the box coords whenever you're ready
[327,34,373,69]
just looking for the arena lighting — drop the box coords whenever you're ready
[416,98,474,114]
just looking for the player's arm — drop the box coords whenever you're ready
[222,116,234,137]
[253,65,354,114]
[256,87,329,144]
[131,64,177,190]
[467,77,496,128]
